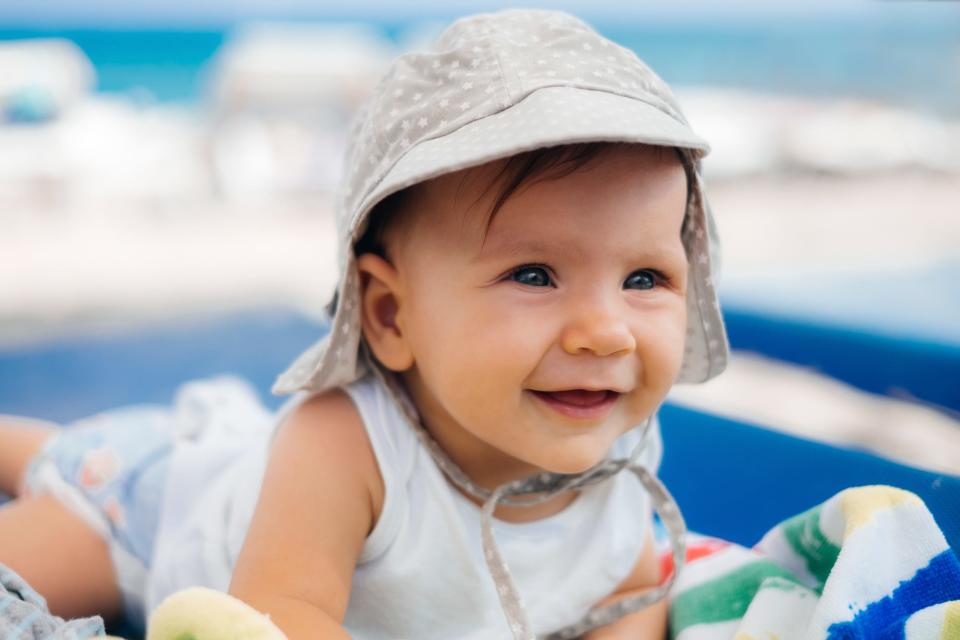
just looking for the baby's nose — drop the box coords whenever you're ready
[560,308,636,357]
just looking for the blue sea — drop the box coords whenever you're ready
[1,13,959,117]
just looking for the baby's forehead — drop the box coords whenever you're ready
[377,144,688,264]
[390,160,509,237]
[414,161,506,215]
[421,185,683,265]
[432,148,683,219]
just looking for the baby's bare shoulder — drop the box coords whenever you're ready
[229,389,384,626]
[274,389,385,526]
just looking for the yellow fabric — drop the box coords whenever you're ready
[841,485,922,537]
[941,600,960,640]
[145,587,287,640]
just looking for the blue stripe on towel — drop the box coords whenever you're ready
[825,549,960,639]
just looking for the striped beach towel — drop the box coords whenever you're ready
[666,485,960,639]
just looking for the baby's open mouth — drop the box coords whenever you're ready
[531,389,619,406]
[529,389,621,419]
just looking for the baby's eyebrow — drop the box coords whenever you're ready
[477,237,686,265]
[478,238,582,260]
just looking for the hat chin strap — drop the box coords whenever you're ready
[365,351,687,640]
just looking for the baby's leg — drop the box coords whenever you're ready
[0,416,123,621]
[0,494,123,621]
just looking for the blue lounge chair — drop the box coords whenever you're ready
[719,261,960,413]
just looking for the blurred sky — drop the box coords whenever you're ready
[2,0,958,27]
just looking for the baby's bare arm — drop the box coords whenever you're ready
[229,390,384,639]
[583,525,668,640]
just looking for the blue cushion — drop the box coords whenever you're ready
[723,307,960,413]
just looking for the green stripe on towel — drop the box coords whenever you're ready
[780,505,841,589]
[670,560,803,635]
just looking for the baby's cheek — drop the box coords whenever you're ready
[439,343,523,420]
[647,311,687,373]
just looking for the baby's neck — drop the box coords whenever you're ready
[455,484,583,524]
[424,418,586,524]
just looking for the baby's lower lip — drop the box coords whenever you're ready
[529,389,620,420]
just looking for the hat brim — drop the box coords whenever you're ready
[273,85,726,396]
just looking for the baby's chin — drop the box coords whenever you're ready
[528,446,613,476]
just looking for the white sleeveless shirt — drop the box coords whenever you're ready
[145,373,662,638]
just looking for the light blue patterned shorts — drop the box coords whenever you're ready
[19,375,284,631]
[21,402,176,630]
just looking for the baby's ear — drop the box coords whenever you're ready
[356,252,415,372]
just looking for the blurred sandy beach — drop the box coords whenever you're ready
[2,7,959,475]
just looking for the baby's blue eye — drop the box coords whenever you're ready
[511,265,552,287]
[624,270,657,290]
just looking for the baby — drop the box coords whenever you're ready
[0,9,728,639]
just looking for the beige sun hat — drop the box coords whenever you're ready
[272,8,729,397]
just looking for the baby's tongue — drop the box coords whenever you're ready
[543,389,610,406]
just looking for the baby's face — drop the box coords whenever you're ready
[361,145,689,481]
